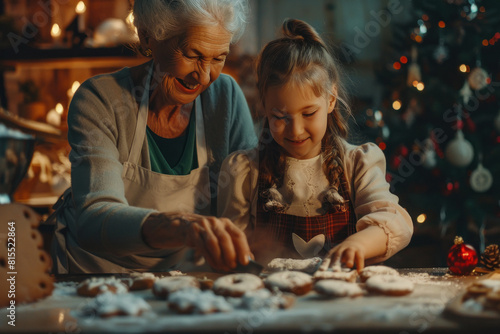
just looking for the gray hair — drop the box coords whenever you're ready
[133,0,249,43]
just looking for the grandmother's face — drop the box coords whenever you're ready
[149,24,232,105]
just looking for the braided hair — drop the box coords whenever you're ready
[256,19,352,212]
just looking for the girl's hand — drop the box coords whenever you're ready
[320,240,367,272]
[142,212,253,272]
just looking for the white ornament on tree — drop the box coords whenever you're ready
[468,67,489,90]
[459,82,473,104]
[445,130,474,167]
[422,138,437,169]
[470,163,493,193]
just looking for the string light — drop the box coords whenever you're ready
[416,82,425,91]
[416,214,427,224]
[392,100,402,110]
[459,64,467,72]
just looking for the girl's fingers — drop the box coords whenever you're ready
[354,252,365,272]
[341,248,355,268]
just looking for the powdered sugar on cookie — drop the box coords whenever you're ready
[168,288,233,314]
[82,291,151,317]
[267,257,322,273]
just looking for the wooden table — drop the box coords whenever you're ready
[0,268,498,333]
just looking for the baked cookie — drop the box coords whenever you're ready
[76,277,129,297]
[264,271,313,296]
[313,270,358,283]
[465,279,500,298]
[359,265,399,282]
[122,272,157,291]
[152,276,200,299]
[365,274,414,296]
[314,279,364,298]
[213,273,263,297]
[82,291,151,318]
[267,257,322,274]
[167,287,233,314]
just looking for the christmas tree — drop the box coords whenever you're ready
[361,0,500,264]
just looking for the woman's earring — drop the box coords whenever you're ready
[144,48,152,57]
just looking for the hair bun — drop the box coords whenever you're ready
[282,18,322,45]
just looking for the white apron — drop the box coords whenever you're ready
[53,64,211,273]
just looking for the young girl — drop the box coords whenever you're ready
[218,19,413,271]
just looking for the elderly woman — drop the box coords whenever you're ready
[51,0,257,274]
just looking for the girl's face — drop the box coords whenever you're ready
[147,24,232,106]
[264,83,336,159]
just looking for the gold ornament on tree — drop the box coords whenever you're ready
[480,244,500,270]
[467,67,489,91]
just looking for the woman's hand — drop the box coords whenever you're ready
[142,212,253,272]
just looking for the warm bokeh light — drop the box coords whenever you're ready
[76,1,86,14]
[55,103,64,115]
[378,142,386,150]
[422,14,429,21]
[393,62,401,70]
[412,80,419,87]
[479,6,485,12]
[416,82,425,91]
[50,24,61,38]
[400,56,408,64]
[417,214,427,224]
[415,35,423,43]
[392,100,402,110]
[438,21,446,28]
[71,81,80,94]
[482,39,489,46]
[459,64,467,72]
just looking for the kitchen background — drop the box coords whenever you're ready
[1,0,499,268]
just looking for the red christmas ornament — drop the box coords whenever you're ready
[447,236,478,275]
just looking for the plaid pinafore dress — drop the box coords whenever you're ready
[255,160,357,260]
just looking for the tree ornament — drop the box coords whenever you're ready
[407,46,421,86]
[470,162,493,193]
[433,40,448,64]
[480,244,500,270]
[445,130,474,167]
[459,82,473,104]
[422,138,437,169]
[468,67,489,90]
[447,236,478,275]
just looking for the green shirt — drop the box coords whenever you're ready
[146,111,198,175]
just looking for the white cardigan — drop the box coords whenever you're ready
[217,141,414,262]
